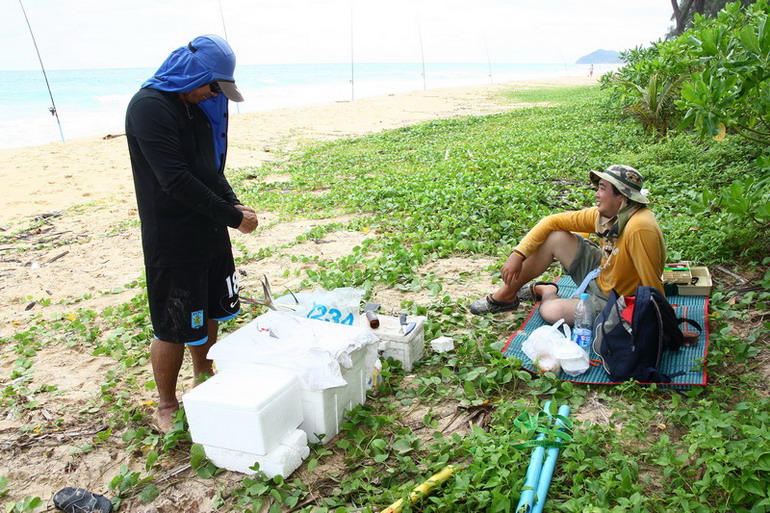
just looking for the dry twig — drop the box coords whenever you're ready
[0,424,109,451]
[44,250,69,264]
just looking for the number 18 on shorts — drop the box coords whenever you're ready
[146,251,241,344]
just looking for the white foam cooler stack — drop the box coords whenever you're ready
[184,311,380,476]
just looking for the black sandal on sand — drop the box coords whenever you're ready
[53,487,113,513]
[469,294,520,315]
[516,281,559,302]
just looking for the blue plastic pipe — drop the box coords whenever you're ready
[531,404,571,513]
[515,401,552,513]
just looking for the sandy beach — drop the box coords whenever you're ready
[0,75,596,510]
[0,76,597,225]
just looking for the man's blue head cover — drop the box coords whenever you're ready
[143,35,243,169]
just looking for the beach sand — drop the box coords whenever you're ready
[0,75,596,510]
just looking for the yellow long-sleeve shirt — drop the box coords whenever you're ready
[514,207,665,296]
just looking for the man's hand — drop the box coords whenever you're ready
[234,204,256,214]
[235,204,258,234]
[501,252,524,286]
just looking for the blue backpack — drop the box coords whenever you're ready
[592,286,702,383]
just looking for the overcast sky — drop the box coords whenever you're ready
[2,0,674,71]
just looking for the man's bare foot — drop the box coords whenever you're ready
[152,405,177,434]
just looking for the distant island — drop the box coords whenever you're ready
[575,49,622,64]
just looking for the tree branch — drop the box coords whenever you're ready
[671,0,683,18]
[674,0,697,35]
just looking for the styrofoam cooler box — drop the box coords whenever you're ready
[203,428,310,477]
[298,343,370,443]
[361,314,426,371]
[182,367,303,455]
[213,345,372,444]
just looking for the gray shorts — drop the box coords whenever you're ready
[563,234,608,317]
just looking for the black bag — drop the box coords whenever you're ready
[592,286,702,383]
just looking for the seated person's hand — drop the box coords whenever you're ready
[501,252,523,285]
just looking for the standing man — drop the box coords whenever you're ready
[126,35,258,432]
[469,165,665,325]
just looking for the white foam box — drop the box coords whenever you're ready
[203,428,310,477]
[213,345,371,445]
[298,343,370,444]
[361,314,426,372]
[182,366,303,455]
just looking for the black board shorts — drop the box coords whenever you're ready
[146,249,240,345]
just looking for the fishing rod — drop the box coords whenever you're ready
[350,4,355,101]
[217,0,240,114]
[483,35,493,84]
[417,18,426,90]
[18,0,65,143]
[217,0,230,40]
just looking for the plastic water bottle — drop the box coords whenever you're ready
[572,293,593,355]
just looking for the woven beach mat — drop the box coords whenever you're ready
[501,277,710,388]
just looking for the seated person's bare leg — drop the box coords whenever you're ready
[539,295,580,325]
[491,231,580,303]
[490,231,583,324]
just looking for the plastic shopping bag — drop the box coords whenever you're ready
[522,319,589,376]
[275,287,364,325]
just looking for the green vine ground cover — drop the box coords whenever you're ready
[2,85,769,512]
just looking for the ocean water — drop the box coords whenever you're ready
[0,62,604,150]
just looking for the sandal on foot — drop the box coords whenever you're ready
[516,281,559,302]
[469,294,520,315]
[53,487,113,513]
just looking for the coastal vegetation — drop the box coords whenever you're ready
[604,0,770,256]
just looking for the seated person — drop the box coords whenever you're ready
[469,165,665,325]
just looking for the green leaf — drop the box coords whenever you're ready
[145,450,159,472]
[463,380,477,398]
[755,453,770,471]
[737,26,761,55]
[741,477,767,497]
[370,438,387,454]
[139,484,160,504]
[392,438,414,454]
[190,443,206,469]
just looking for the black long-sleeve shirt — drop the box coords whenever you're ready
[126,88,243,267]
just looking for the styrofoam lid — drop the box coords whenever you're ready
[182,366,298,410]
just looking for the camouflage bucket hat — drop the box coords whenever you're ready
[590,165,649,204]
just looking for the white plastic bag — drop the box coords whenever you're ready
[552,335,590,377]
[208,311,380,391]
[522,319,589,376]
